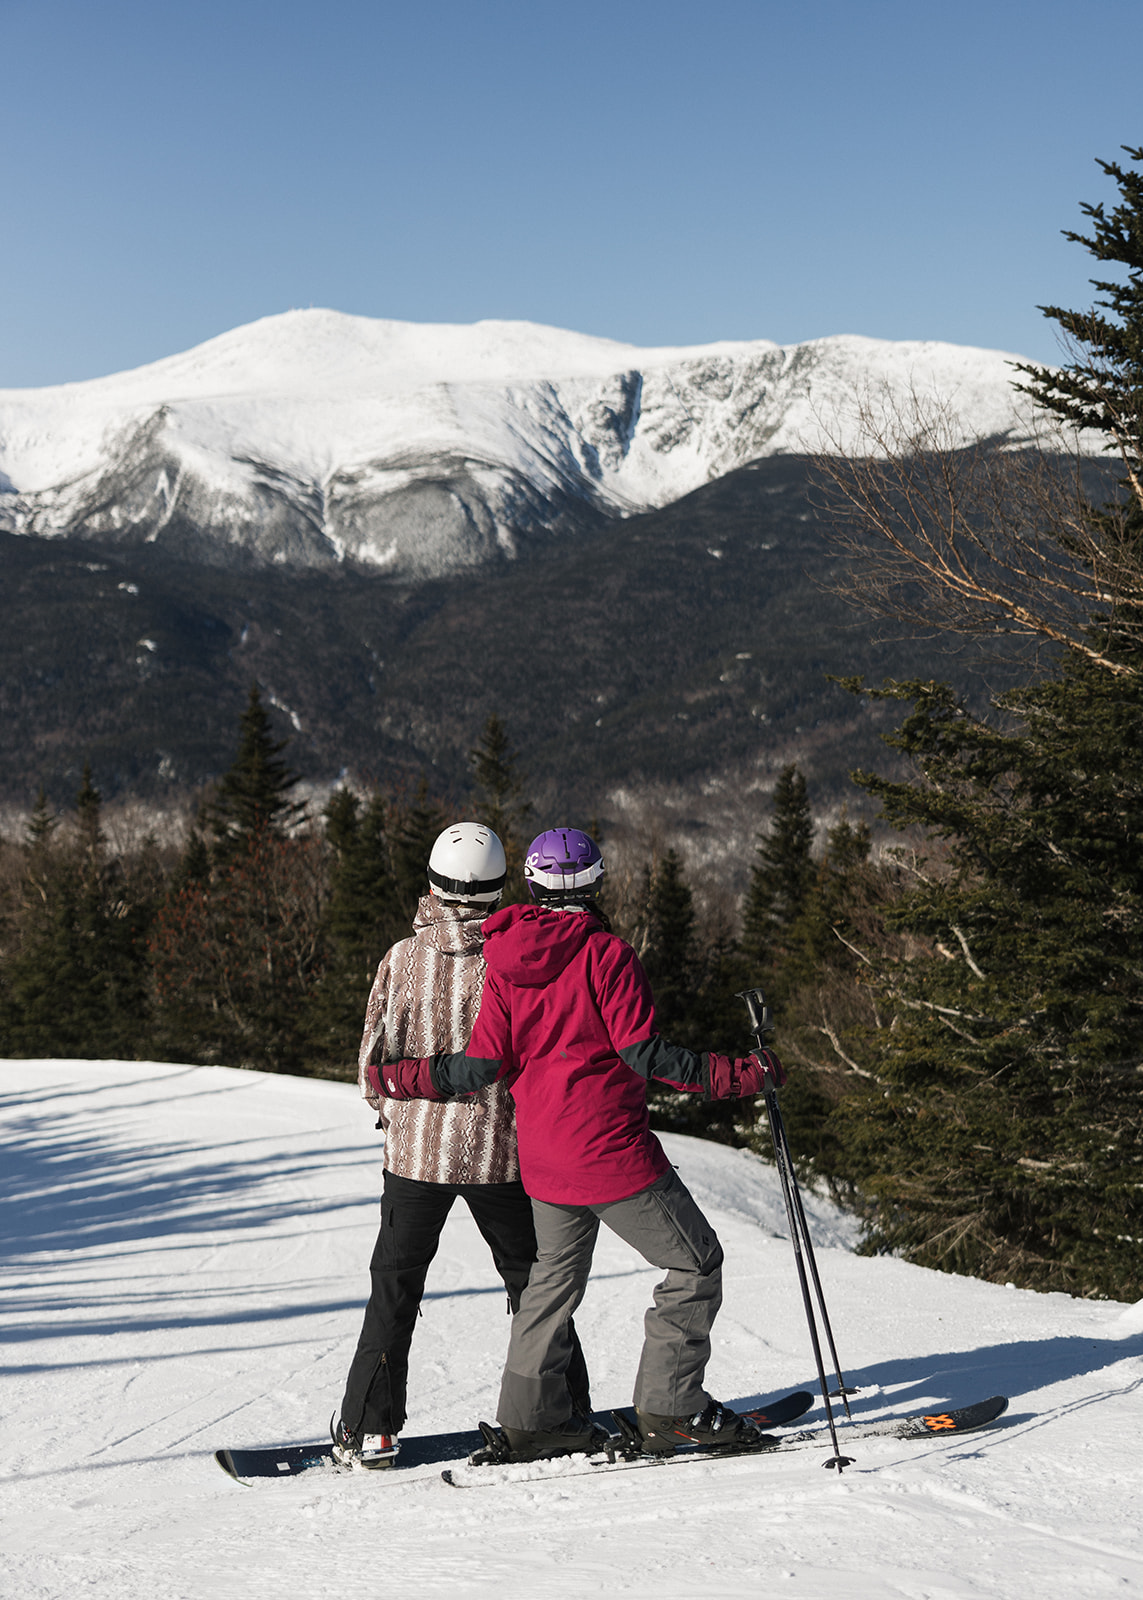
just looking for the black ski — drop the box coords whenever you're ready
[214,1389,815,1483]
[440,1394,1008,1489]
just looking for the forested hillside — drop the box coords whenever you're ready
[3,149,1141,1308]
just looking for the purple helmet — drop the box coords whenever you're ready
[524,827,605,903]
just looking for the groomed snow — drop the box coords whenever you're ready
[3,1059,1140,1599]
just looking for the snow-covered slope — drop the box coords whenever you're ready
[3,1058,1140,1600]
[0,311,1041,576]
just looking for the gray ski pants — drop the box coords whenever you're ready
[497,1166,724,1431]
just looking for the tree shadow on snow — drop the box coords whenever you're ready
[0,1072,370,1249]
[0,1067,384,1345]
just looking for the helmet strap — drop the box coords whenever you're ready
[427,866,506,898]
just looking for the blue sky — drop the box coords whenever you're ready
[4,0,1142,387]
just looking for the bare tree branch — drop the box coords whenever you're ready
[950,924,986,980]
[815,384,1143,676]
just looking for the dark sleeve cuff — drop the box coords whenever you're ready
[433,1051,502,1096]
[618,1035,706,1091]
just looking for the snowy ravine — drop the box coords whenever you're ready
[2,1060,1141,1600]
[0,312,1045,576]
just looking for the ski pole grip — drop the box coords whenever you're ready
[737,987,775,1043]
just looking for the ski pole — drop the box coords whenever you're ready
[738,987,855,1471]
[766,1080,856,1414]
[740,985,854,1409]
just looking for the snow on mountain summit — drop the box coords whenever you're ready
[0,309,1041,576]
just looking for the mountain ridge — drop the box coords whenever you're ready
[0,310,1044,579]
[0,452,1059,889]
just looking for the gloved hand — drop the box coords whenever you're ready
[367,1056,444,1101]
[706,1048,787,1099]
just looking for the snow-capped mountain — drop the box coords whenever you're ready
[0,309,1040,576]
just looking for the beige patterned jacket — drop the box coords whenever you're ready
[357,894,519,1184]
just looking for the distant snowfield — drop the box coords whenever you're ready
[3,1059,1141,1600]
[0,311,1033,491]
[0,312,1056,576]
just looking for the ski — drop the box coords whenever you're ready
[213,1389,816,1483]
[440,1394,1008,1489]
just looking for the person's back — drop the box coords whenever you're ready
[334,822,590,1468]
[364,892,517,1185]
[378,827,785,1461]
[469,901,680,1204]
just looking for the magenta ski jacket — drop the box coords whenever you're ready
[371,903,778,1207]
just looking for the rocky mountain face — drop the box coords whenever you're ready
[0,311,1038,579]
[0,313,1076,880]
[0,452,1058,890]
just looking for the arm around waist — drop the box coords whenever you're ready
[367,1051,502,1101]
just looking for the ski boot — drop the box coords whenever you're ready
[471,1414,613,1465]
[330,1417,400,1470]
[633,1398,767,1454]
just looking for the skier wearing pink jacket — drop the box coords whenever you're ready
[372,827,785,1462]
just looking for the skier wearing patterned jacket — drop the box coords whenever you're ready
[373,827,786,1462]
[332,822,588,1468]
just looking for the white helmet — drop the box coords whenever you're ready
[427,822,507,903]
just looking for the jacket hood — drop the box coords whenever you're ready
[480,901,602,987]
[411,893,489,956]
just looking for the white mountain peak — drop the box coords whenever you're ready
[0,309,1045,577]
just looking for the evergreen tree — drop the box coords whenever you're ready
[469,715,533,902]
[836,669,1143,1296]
[150,831,326,1073]
[302,788,403,1075]
[827,150,1143,1297]
[634,848,750,1142]
[1015,145,1143,484]
[637,849,698,1039]
[741,764,815,985]
[173,827,212,892]
[26,787,58,852]
[389,782,448,922]
[0,769,154,1058]
[75,762,103,859]
[150,695,322,1073]
[737,779,880,1187]
[208,683,305,863]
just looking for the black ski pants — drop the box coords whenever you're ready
[339,1169,590,1436]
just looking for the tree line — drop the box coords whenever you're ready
[0,699,524,1075]
[2,147,1141,1306]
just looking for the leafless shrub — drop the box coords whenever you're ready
[816,384,1143,676]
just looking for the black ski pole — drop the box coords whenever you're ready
[740,986,854,1410]
[738,987,855,1471]
[765,1080,856,1416]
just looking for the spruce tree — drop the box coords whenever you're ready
[172,827,212,892]
[737,776,878,1186]
[829,149,1143,1298]
[837,667,1143,1296]
[741,764,815,984]
[26,787,58,852]
[150,831,326,1073]
[469,714,533,903]
[302,788,403,1075]
[389,782,448,922]
[0,769,154,1058]
[637,849,698,1039]
[636,848,699,1135]
[1015,145,1143,474]
[633,849,748,1142]
[151,696,322,1073]
[208,683,305,863]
